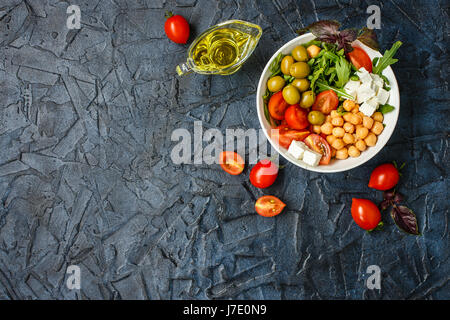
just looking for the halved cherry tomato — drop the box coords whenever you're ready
[270,125,310,149]
[268,91,289,120]
[219,151,244,175]
[312,90,339,114]
[351,198,381,230]
[304,134,332,165]
[368,163,400,190]
[284,104,309,130]
[250,159,278,189]
[255,195,286,217]
[164,12,190,44]
[347,46,372,73]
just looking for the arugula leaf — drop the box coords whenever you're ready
[334,56,351,88]
[373,41,402,75]
[316,80,354,100]
[378,104,395,114]
[269,52,285,77]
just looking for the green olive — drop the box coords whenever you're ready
[281,55,294,75]
[299,90,315,109]
[267,76,285,92]
[282,85,300,105]
[308,111,325,125]
[291,45,308,62]
[289,62,310,78]
[292,78,310,92]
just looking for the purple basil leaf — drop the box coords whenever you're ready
[383,190,395,201]
[379,199,391,211]
[340,28,358,43]
[393,192,404,204]
[357,27,379,51]
[391,205,420,235]
[306,20,341,38]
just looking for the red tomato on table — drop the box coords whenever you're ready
[250,159,278,189]
[304,134,332,165]
[284,104,309,130]
[351,198,381,230]
[270,125,310,149]
[312,90,339,115]
[368,163,400,190]
[347,46,372,72]
[255,195,286,217]
[164,12,190,44]
[268,91,289,120]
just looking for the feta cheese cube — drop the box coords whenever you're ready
[359,97,378,117]
[356,81,376,104]
[288,140,308,160]
[371,73,384,89]
[356,67,372,83]
[375,87,390,105]
[302,149,322,166]
[343,80,360,101]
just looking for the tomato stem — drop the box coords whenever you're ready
[164,11,173,19]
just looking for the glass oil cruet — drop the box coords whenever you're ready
[176,20,262,76]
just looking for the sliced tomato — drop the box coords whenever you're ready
[347,46,372,72]
[284,104,309,130]
[268,91,289,120]
[219,151,244,175]
[255,195,286,217]
[312,90,339,115]
[304,133,332,165]
[270,125,310,149]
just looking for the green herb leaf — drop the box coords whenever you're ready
[316,80,354,100]
[337,105,347,115]
[378,104,395,114]
[372,41,402,75]
[334,56,351,88]
[269,52,285,77]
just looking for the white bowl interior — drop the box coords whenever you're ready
[256,33,400,173]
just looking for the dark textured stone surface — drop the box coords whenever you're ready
[0,0,448,300]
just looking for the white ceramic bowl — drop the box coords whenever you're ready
[256,33,400,173]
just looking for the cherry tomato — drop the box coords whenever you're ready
[164,12,190,44]
[284,104,309,130]
[219,151,244,175]
[268,91,289,120]
[304,134,332,165]
[255,195,286,217]
[347,46,372,73]
[368,163,400,190]
[312,90,339,115]
[351,198,381,230]
[250,159,278,189]
[270,125,310,149]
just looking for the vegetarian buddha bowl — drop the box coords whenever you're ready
[256,30,401,173]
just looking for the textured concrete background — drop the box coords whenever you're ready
[0,0,448,300]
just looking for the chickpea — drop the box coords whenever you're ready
[364,133,377,147]
[349,114,362,125]
[332,127,345,138]
[331,138,345,150]
[343,100,356,112]
[326,135,337,145]
[320,122,333,135]
[343,122,355,134]
[330,110,340,118]
[312,125,321,134]
[355,139,367,151]
[351,106,360,114]
[348,145,361,158]
[326,115,332,123]
[371,121,384,135]
[363,116,374,129]
[331,116,344,127]
[343,133,355,145]
[335,147,349,160]
[357,112,365,119]
[343,113,352,122]
[372,112,384,122]
[356,126,369,140]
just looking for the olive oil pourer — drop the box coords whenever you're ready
[176,20,262,76]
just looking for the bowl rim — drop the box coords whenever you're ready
[256,33,400,173]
